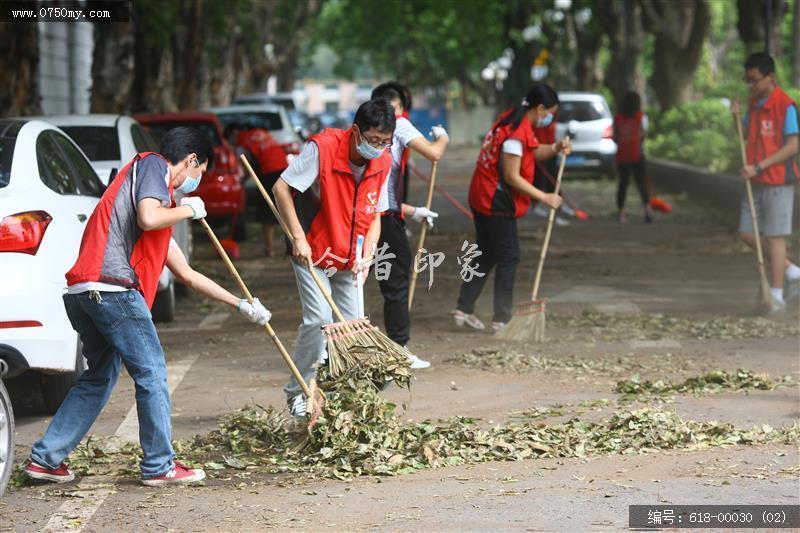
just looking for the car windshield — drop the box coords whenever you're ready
[0,121,22,188]
[145,121,222,146]
[557,100,610,122]
[216,112,284,131]
[59,126,121,161]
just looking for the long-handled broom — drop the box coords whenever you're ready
[198,218,324,429]
[239,155,412,384]
[734,111,773,310]
[496,149,568,342]
[408,161,438,311]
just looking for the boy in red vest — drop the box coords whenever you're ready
[25,127,272,486]
[273,99,394,417]
[370,81,450,370]
[731,52,800,313]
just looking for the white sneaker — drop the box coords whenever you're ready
[287,394,307,417]
[453,310,485,330]
[769,297,786,315]
[532,204,550,218]
[560,204,576,217]
[492,321,506,333]
[406,350,431,369]
[555,216,571,226]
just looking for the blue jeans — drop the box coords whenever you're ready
[30,290,175,479]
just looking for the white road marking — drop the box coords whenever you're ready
[197,311,230,330]
[593,302,641,314]
[43,354,199,532]
[629,339,683,349]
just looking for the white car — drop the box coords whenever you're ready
[0,119,102,412]
[44,114,190,322]
[210,104,303,155]
[555,92,618,177]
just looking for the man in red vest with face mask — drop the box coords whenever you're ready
[25,127,272,487]
[273,99,394,418]
[731,52,800,313]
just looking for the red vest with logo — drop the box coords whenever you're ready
[746,86,799,186]
[65,153,173,308]
[614,111,644,163]
[468,112,539,218]
[298,129,391,270]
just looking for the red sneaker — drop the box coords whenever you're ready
[141,461,205,487]
[25,461,75,483]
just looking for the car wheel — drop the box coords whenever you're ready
[0,379,14,497]
[151,279,176,323]
[41,338,86,415]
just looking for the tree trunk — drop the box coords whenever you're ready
[90,21,134,113]
[736,0,785,53]
[598,0,646,110]
[172,0,207,111]
[641,0,711,110]
[0,22,40,117]
[569,11,603,92]
[793,0,800,86]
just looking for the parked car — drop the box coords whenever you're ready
[211,104,303,156]
[44,114,190,321]
[554,92,617,177]
[0,365,13,497]
[232,91,297,110]
[134,112,246,243]
[0,118,103,413]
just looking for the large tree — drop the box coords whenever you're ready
[90,21,134,113]
[736,0,786,54]
[597,0,646,109]
[0,22,40,116]
[641,0,711,110]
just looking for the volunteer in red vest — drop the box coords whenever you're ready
[454,84,571,332]
[370,81,450,370]
[613,91,652,223]
[273,99,394,417]
[731,52,800,313]
[25,127,272,486]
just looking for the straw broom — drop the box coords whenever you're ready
[198,218,324,429]
[734,111,773,310]
[496,149,568,342]
[240,155,412,383]
[408,161,438,310]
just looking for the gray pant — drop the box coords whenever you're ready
[286,260,358,398]
[738,184,795,237]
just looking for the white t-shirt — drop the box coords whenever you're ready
[502,139,524,157]
[280,141,389,211]
[387,117,423,211]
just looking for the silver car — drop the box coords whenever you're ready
[555,92,617,177]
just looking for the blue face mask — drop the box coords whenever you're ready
[177,162,202,194]
[537,112,554,128]
[356,131,386,160]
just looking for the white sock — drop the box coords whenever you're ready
[785,263,800,281]
[771,288,784,302]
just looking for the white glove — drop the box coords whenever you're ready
[180,197,206,220]
[411,206,439,227]
[430,125,448,140]
[238,297,271,325]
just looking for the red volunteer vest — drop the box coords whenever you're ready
[614,111,644,163]
[65,153,174,308]
[468,112,539,218]
[746,86,799,186]
[302,129,391,270]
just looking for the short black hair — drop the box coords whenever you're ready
[160,126,214,166]
[354,98,395,134]
[620,91,642,116]
[744,52,775,76]
[372,81,406,109]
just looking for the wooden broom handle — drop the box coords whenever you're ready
[408,160,438,311]
[531,147,568,301]
[240,155,347,323]
[734,113,768,271]
[199,218,313,399]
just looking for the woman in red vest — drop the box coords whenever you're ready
[731,52,800,313]
[454,84,572,332]
[613,91,652,223]
[25,128,272,487]
[273,99,394,418]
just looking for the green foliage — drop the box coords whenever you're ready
[648,98,739,172]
